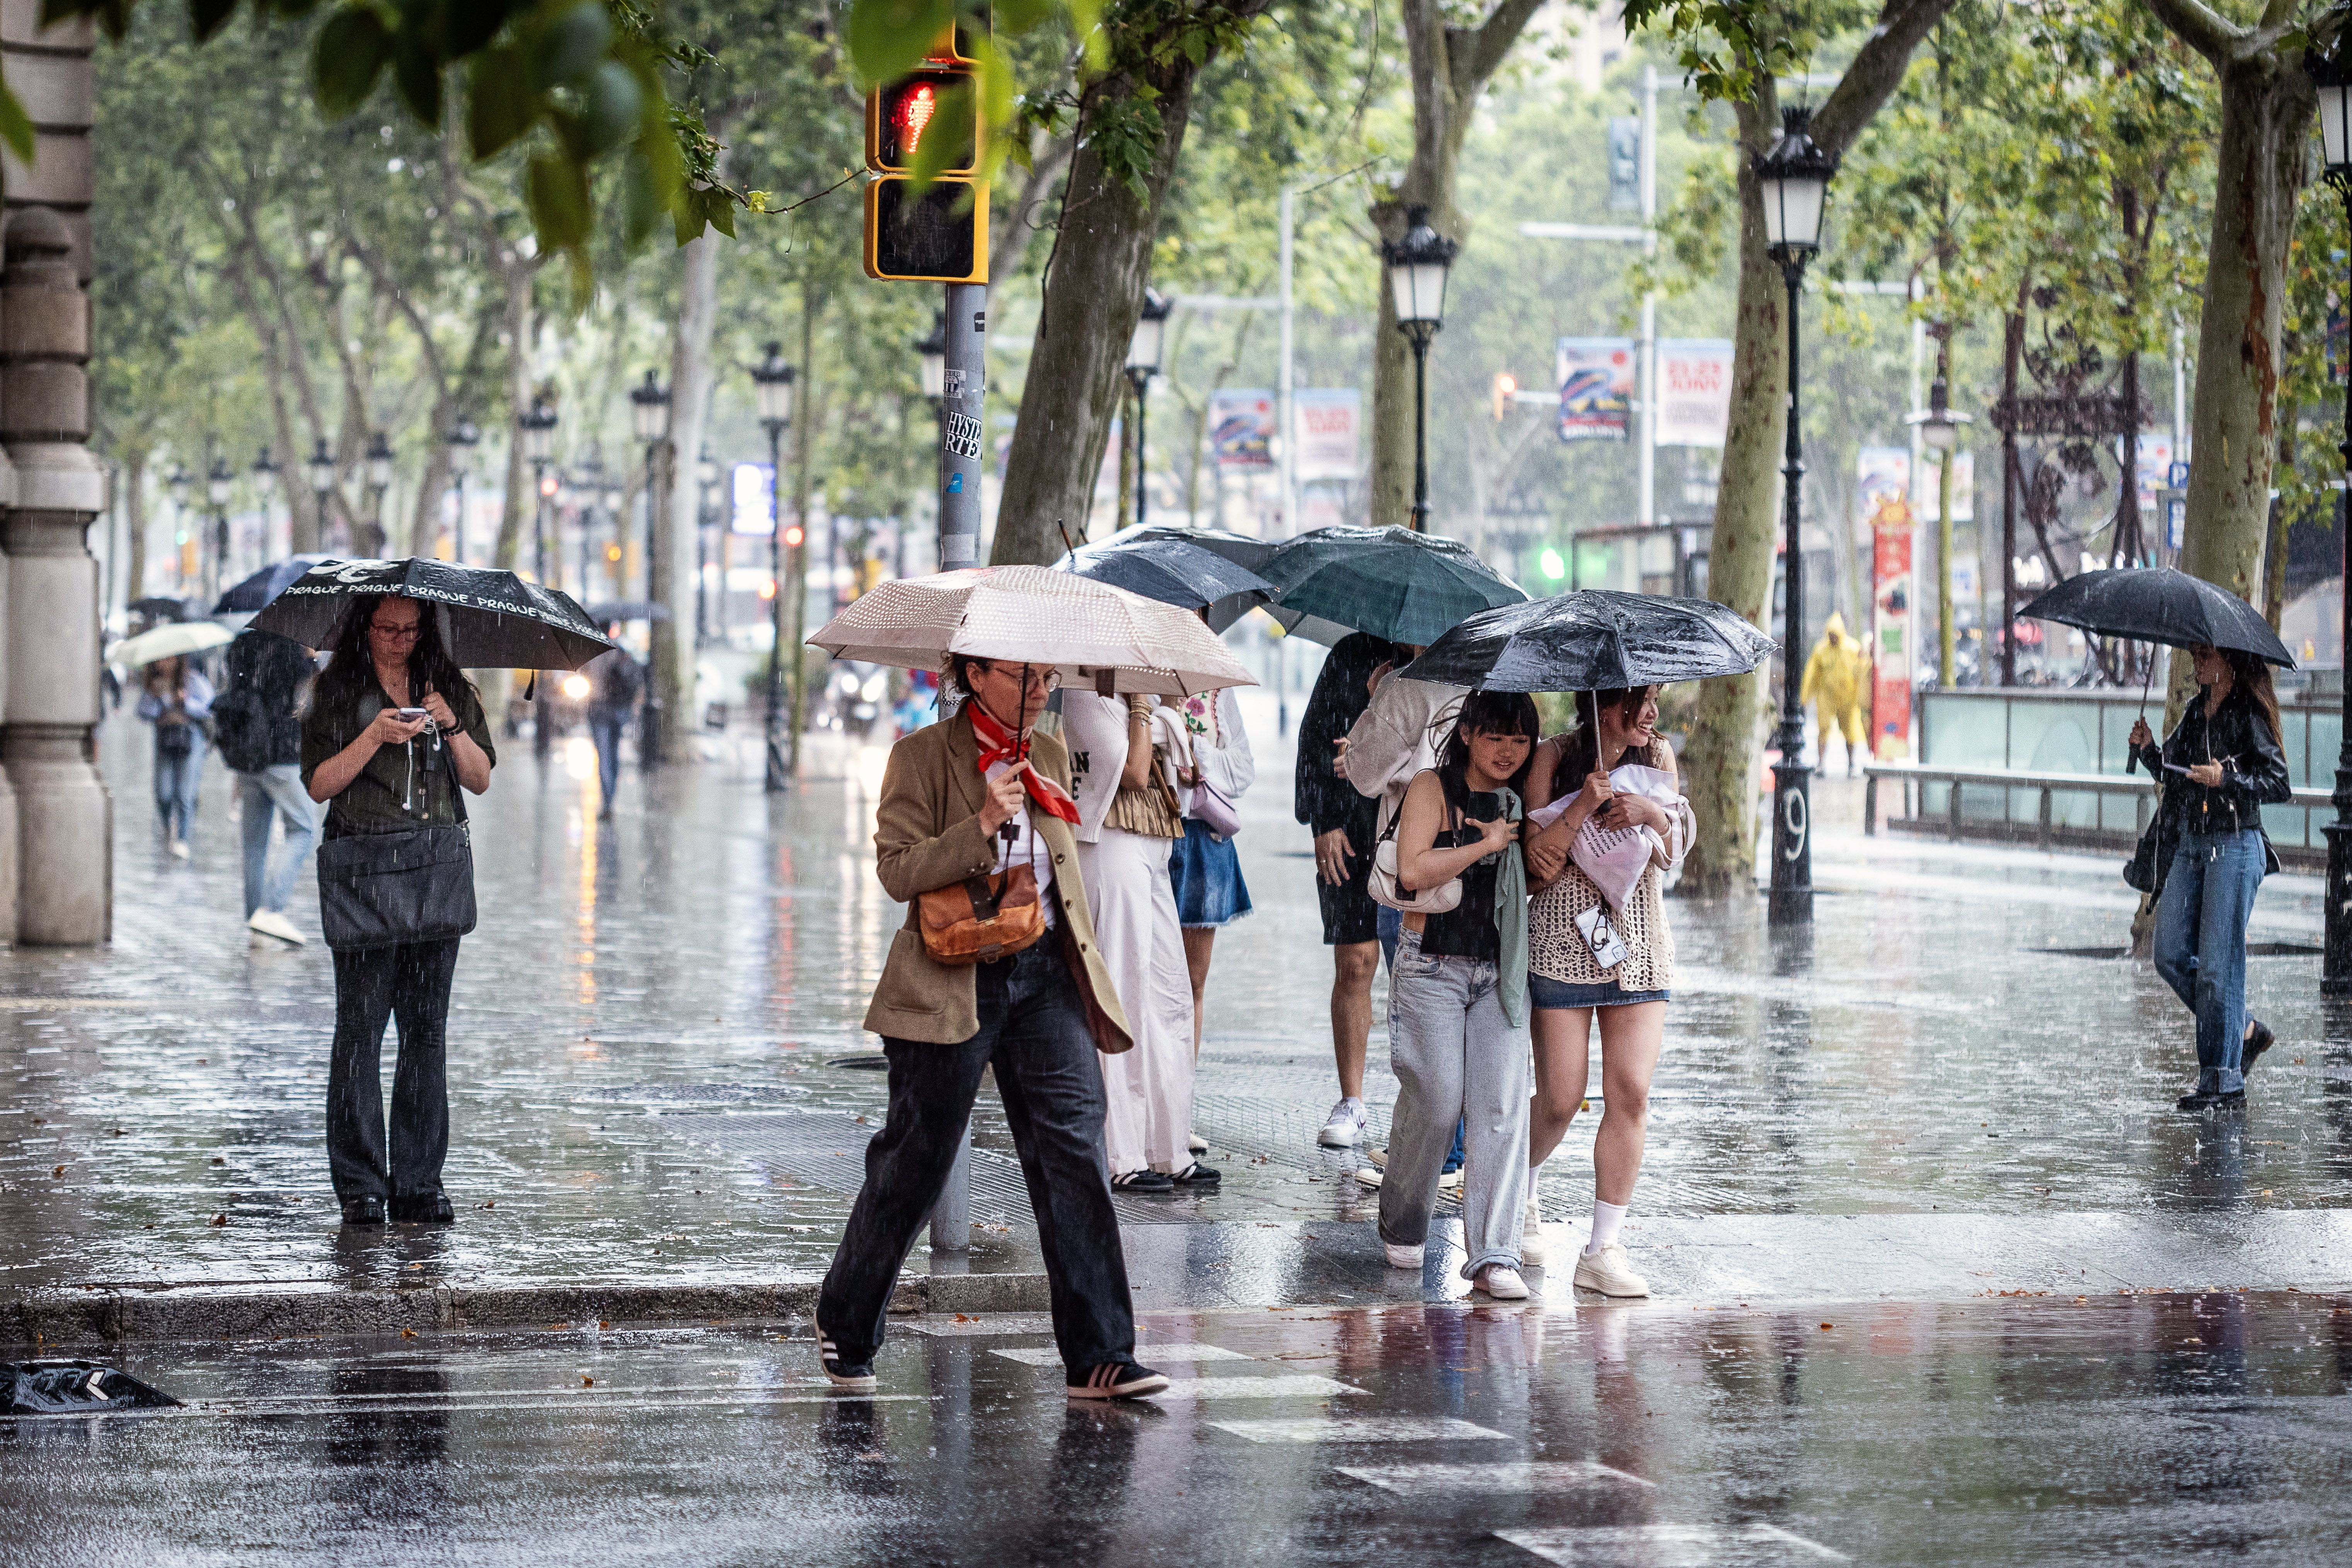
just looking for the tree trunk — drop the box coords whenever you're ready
[656,216,725,761]
[123,449,146,603]
[991,2,1268,565]
[1367,0,1546,532]
[1675,92,1788,898]
[492,263,533,574]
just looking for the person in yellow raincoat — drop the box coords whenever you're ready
[1800,612,1870,776]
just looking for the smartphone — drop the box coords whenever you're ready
[394,707,428,721]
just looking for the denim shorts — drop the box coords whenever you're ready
[1527,972,1670,1011]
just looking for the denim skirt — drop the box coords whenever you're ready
[1169,818,1252,928]
[1527,972,1670,1011]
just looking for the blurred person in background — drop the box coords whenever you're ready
[138,653,213,861]
[579,628,642,821]
[213,627,320,944]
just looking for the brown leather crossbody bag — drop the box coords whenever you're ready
[917,864,1047,965]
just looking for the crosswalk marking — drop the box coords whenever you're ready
[1208,1416,1512,1444]
[899,1315,1074,1338]
[1338,1461,1653,1496]
[1145,1375,1363,1400]
[990,1344,1249,1365]
[1495,1523,1848,1564]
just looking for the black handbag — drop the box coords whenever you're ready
[316,740,477,951]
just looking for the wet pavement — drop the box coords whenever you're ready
[9,1292,2352,1564]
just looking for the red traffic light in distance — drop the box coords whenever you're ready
[867,70,978,176]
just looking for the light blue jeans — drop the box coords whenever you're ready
[1377,926,1529,1278]
[236,764,319,918]
[152,728,204,841]
[2153,827,2264,1096]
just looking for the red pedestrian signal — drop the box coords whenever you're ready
[868,72,977,176]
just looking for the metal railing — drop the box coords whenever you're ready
[1865,760,2333,862]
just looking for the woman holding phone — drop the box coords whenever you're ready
[2130,642,2291,1113]
[302,594,495,1226]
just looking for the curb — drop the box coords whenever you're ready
[2,1271,1053,1349]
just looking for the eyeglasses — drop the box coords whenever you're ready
[970,662,1059,692]
[369,621,423,643]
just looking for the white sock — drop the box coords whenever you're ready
[1585,1198,1629,1256]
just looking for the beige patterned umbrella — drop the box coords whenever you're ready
[810,565,1256,696]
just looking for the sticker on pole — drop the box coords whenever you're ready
[944,411,983,460]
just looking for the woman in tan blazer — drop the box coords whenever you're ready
[816,653,1169,1402]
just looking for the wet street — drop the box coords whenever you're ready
[7,697,2352,1562]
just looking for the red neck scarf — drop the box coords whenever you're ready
[966,703,1081,824]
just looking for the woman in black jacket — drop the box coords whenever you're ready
[2129,643,2291,1113]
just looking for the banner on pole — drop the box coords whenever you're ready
[1656,339,1735,447]
[1862,445,1917,759]
[730,462,775,535]
[1211,389,1276,468]
[1607,118,1641,210]
[1912,451,1974,523]
[1555,338,1635,442]
[1293,389,1362,481]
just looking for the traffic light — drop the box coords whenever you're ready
[1492,372,1517,421]
[863,30,989,284]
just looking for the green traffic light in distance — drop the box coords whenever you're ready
[1540,548,1565,580]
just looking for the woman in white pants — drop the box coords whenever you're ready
[1060,691,1208,1192]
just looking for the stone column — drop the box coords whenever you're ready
[0,207,106,944]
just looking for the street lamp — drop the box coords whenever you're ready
[518,392,558,585]
[1382,205,1457,533]
[1124,288,1173,533]
[251,447,279,561]
[696,447,720,647]
[573,450,604,593]
[362,430,394,556]
[2311,35,2352,993]
[445,416,479,564]
[629,369,670,769]
[206,454,233,598]
[915,312,948,404]
[306,439,337,552]
[1907,374,1973,690]
[751,341,797,791]
[1754,103,1837,929]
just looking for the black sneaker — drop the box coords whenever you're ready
[1171,1161,1220,1187]
[2241,1018,2276,1074]
[1110,1169,1174,1192]
[340,1196,385,1226]
[1067,1361,1170,1400]
[2176,1089,2249,1114]
[818,1333,876,1394]
[389,1191,455,1224]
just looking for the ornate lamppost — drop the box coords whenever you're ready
[1124,289,1172,532]
[1382,206,1457,534]
[751,343,796,791]
[445,416,480,563]
[2310,38,2352,992]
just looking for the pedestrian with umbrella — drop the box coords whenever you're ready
[2021,568,2294,1113]
[265,558,612,1227]
[133,649,216,861]
[807,565,1253,1402]
[211,626,321,944]
[1401,589,1774,1295]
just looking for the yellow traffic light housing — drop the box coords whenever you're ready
[862,22,989,285]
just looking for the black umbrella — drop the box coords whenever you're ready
[584,601,672,624]
[2016,567,2294,668]
[1051,530,1276,632]
[1259,525,1527,647]
[213,554,333,615]
[1118,524,1278,574]
[128,596,186,621]
[248,557,614,670]
[1398,589,1778,693]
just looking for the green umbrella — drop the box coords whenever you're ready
[1260,525,1527,647]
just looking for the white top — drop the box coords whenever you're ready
[1344,675,1466,835]
[983,755,1056,905]
[1056,691,1132,844]
[1167,687,1255,818]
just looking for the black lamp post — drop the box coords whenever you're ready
[695,448,720,647]
[362,431,394,556]
[1754,105,1837,928]
[518,393,558,585]
[629,369,671,770]
[751,342,796,791]
[445,416,479,564]
[305,439,336,552]
[250,447,279,561]
[2313,37,2352,993]
[1125,288,1172,533]
[1382,205,1457,534]
[205,454,233,600]
[573,450,603,594]
[915,312,948,407]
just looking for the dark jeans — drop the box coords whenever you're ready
[588,714,625,809]
[327,937,462,1202]
[2153,828,2263,1096]
[818,940,1136,1378]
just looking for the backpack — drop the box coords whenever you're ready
[211,677,274,774]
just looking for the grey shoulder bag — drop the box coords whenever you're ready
[315,736,477,951]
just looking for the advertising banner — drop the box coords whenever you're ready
[1293,389,1362,481]
[730,461,775,535]
[1555,337,1635,442]
[1861,446,1917,759]
[1912,451,1974,523]
[1211,389,1276,468]
[1656,339,1734,447]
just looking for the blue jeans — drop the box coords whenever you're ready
[2153,828,2264,1096]
[153,728,204,840]
[588,714,625,810]
[236,764,319,918]
[1375,903,1462,1169]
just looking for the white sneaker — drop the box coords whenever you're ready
[1383,1241,1423,1270]
[168,838,190,861]
[247,909,306,946]
[1188,1132,1208,1154]
[1572,1241,1650,1298]
[1437,1166,1464,1193]
[1317,1098,1368,1147]
[1474,1265,1531,1300]
[1522,1210,1547,1266]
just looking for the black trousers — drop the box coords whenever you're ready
[818,939,1136,1377]
[326,937,462,1203]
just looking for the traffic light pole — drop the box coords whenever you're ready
[938,282,985,571]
